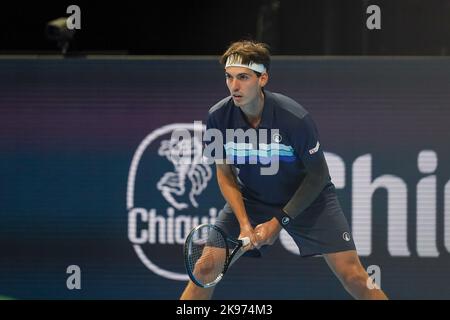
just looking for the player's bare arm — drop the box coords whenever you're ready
[216,163,259,248]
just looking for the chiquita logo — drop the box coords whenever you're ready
[127,123,217,280]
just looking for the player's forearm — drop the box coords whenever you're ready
[282,156,329,219]
[283,173,327,218]
[216,168,252,229]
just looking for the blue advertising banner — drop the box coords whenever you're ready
[1,57,449,299]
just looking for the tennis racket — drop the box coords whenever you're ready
[184,223,250,288]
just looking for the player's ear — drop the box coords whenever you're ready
[259,72,269,87]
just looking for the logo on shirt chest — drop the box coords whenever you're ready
[272,133,282,143]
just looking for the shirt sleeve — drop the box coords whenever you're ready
[290,113,323,167]
[277,113,330,222]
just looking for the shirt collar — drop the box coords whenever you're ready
[231,90,275,129]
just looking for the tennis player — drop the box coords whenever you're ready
[180,40,388,300]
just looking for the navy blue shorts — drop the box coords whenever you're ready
[214,189,356,257]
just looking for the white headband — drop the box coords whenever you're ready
[225,54,267,74]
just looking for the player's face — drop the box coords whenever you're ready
[225,66,268,107]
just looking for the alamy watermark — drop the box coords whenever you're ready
[168,121,283,175]
[66,265,81,290]
[66,5,81,30]
[366,5,381,30]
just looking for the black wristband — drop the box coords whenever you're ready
[274,208,292,226]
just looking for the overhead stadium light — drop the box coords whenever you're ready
[45,17,76,55]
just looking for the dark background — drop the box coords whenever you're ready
[1,0,450,300]
[1,0,450,55]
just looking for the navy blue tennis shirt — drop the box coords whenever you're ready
[204,90,334,208]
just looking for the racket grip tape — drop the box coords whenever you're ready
[240,237,250,247]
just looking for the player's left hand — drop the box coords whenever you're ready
[254,218,282,248]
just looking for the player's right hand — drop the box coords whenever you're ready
[238,225,259,250]
[254,219,282,247]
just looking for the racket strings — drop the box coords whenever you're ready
[187,226,228,286]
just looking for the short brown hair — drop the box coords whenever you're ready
[219,40,271,73]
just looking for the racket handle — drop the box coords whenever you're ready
[228,237,250,267]
[229,247,247,267]
[240,237,250,247]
